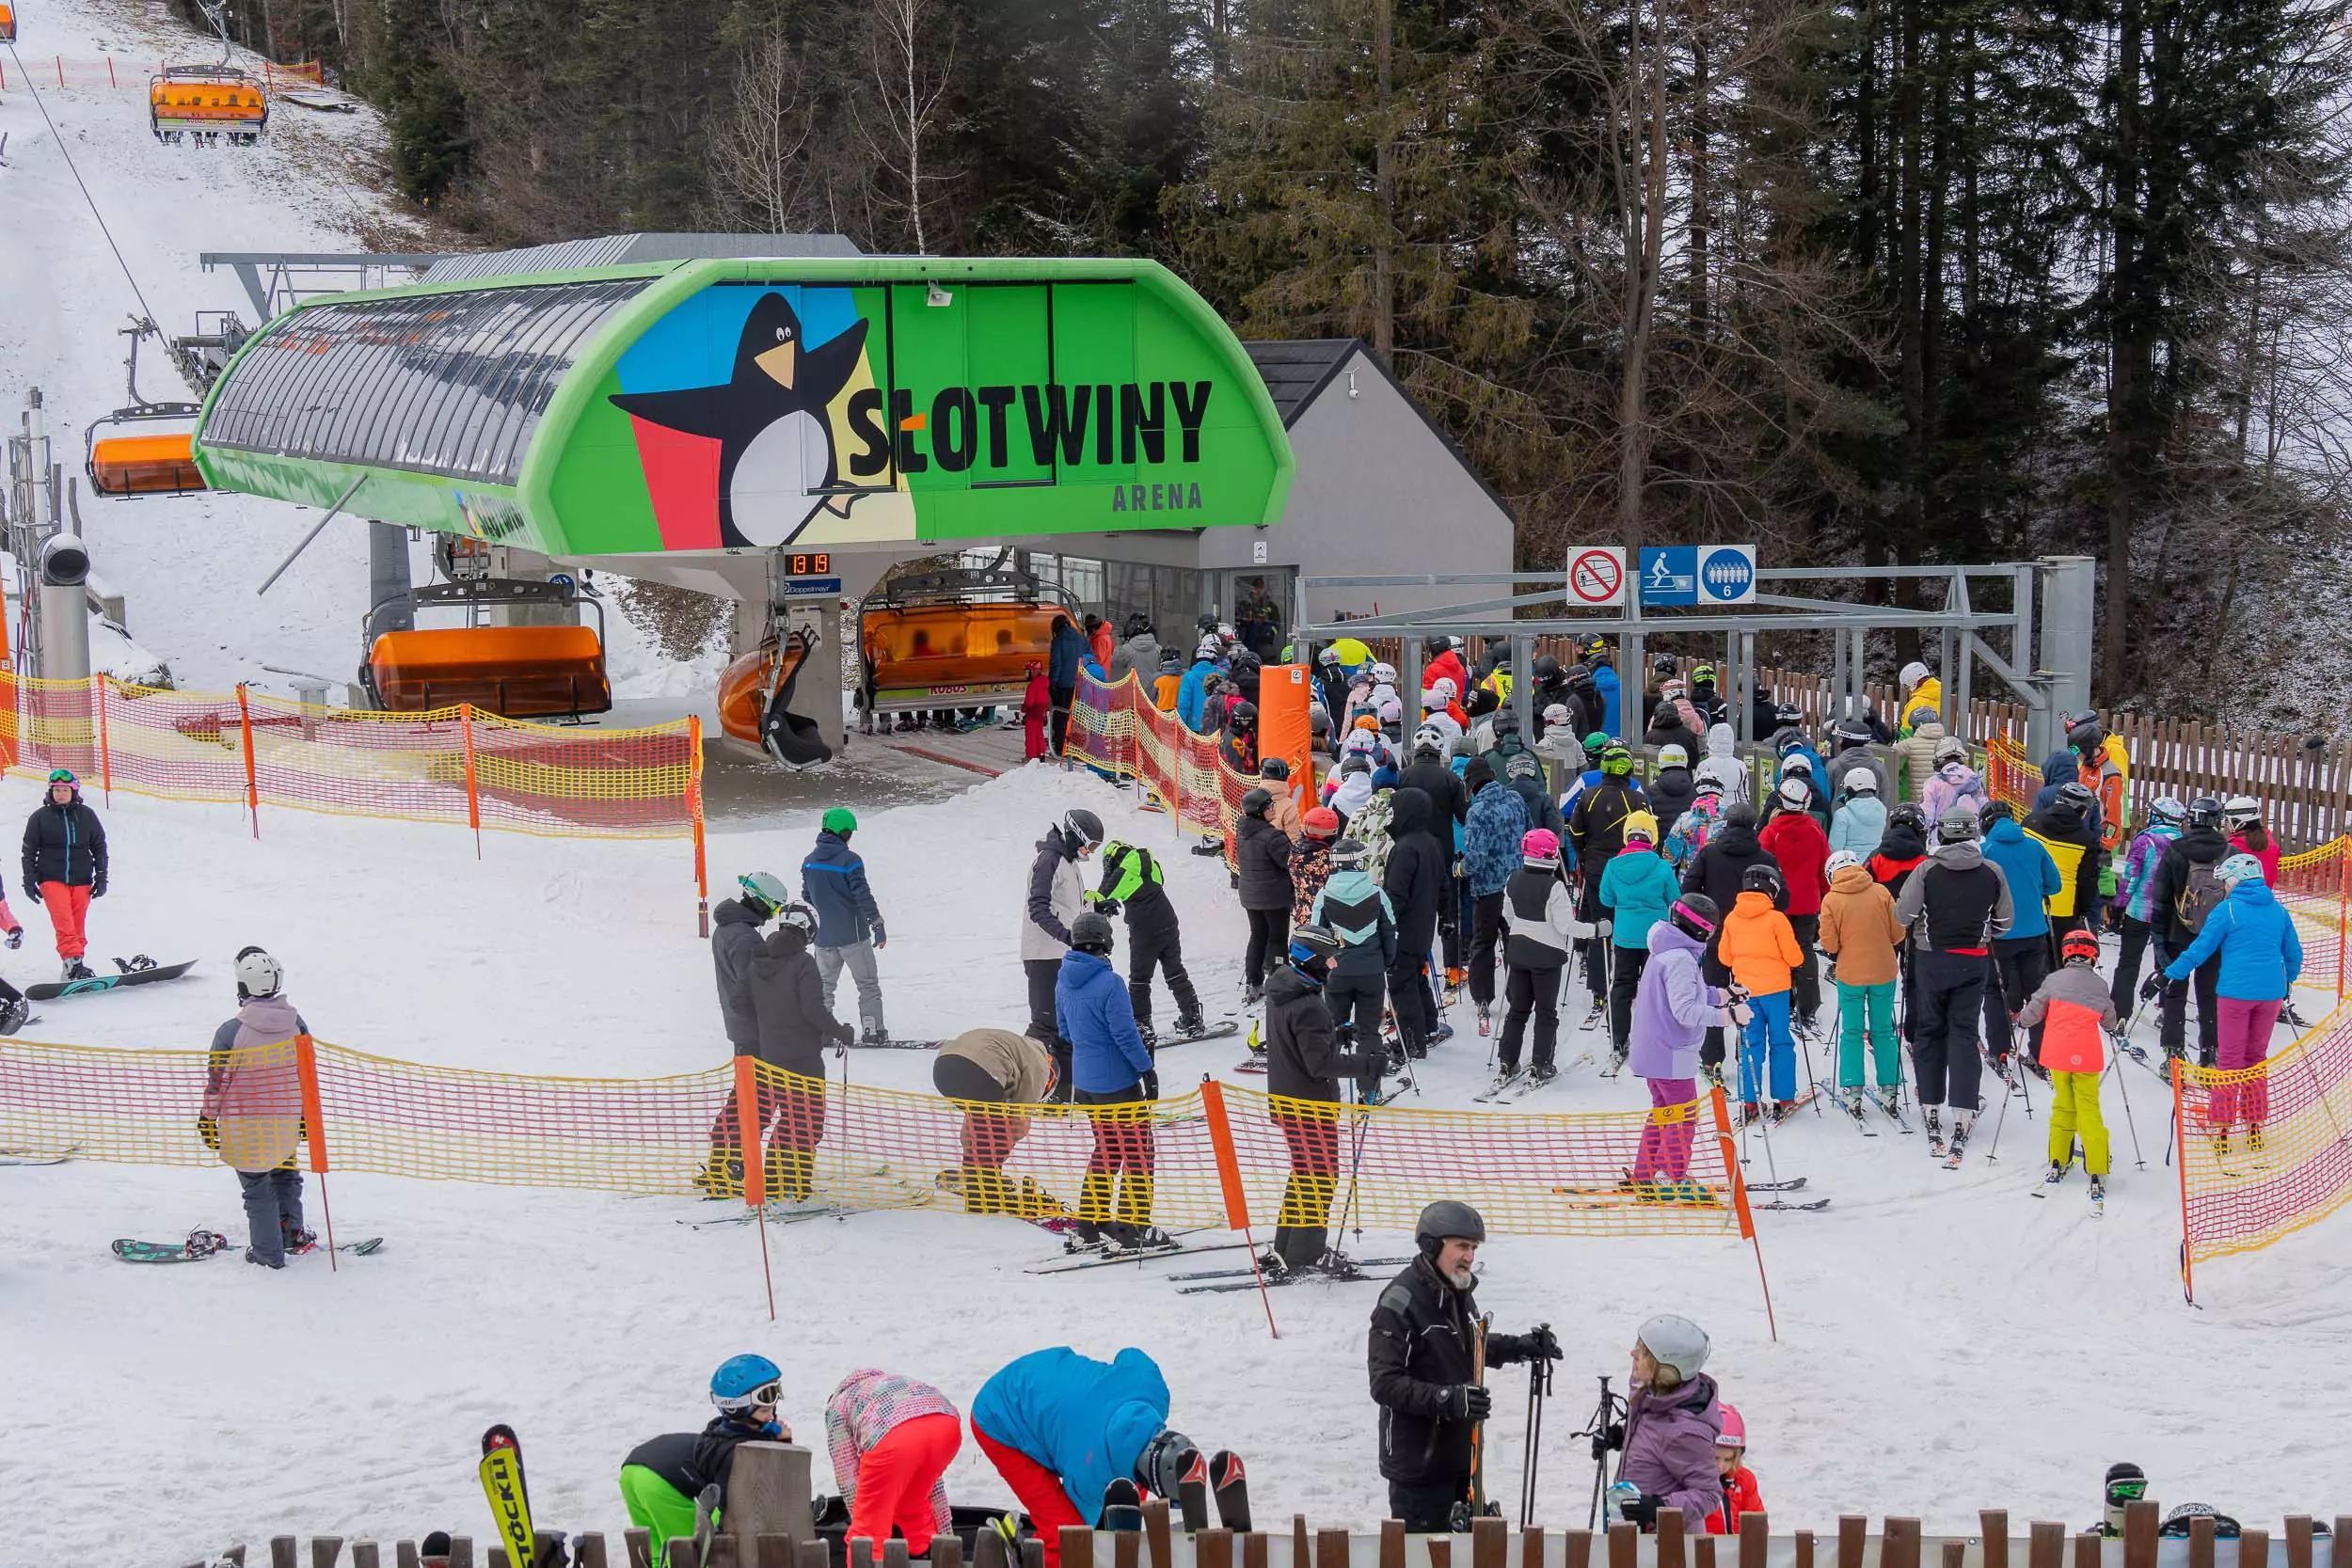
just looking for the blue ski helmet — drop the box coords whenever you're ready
[710,1353,784,1411]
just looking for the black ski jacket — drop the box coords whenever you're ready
[1263,964,1376,1103]
[2151,826,2233,954]
[1380,790,1449,953]
[1398,757,1468,830]
[1234,814,1295,912]
[623,1414,780,1514]
[23,792,105,891]
[1369,1256,1539,1486]
[746,926,852,1075]
[710,897,768,1052]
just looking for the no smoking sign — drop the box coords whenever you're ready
[1565,546,1628,606]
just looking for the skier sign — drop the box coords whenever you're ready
[1565,546,1628,607]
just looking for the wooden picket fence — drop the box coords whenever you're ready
[172,1500,2352,1568]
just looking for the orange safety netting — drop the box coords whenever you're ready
[0,1037,1759,1244]
[1985,735,2038,814]
[2175,1003,2352,1295]
[2276,839,2350,993]
[1068,672,1255,847]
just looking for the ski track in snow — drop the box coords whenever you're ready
[5,0,2352,1560]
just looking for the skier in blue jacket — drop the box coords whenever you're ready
[802,808,888,1044]
[1057,911,1165,1248]
[2153,856,2304,1139]
[971,1347,1192,1566]
[1978,801,2062,1070]
[1176,640,1221,734]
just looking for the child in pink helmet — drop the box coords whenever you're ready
[1496,829,1581,1084]
[1702,1402,1765,1533]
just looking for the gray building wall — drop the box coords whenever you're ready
[1196,343,1516,620]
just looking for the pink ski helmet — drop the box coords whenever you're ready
[1718,1402,1746,1450]
[1521,828,1562,863]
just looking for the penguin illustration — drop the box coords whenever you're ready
[611,293,871,548]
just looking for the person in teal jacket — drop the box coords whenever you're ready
[1600,813,1681,1059]
[970,1347,1188,1568]
[2155,856,2304,1141]
[1977,802,2062,1069]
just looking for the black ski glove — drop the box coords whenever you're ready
[1142,1069,1161,1100]
[90,879,105,899]
[1525,1323,1563,1361]
[2139,972,2168,1003]
[1444,1385,1492,1421]
[1616,1495,1663,1529]
[23,882,39,904]
[1590,1421,1626,1459]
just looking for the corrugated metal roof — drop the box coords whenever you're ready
[1243,339,1359,427]
[420,231,864,284]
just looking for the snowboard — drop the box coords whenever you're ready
[28,958,197,1001]
[1162,1020,1241,1044]
[111,1230,385,1262]
[479,1424,539,1568]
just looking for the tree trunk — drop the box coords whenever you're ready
[1613,0,1668,556]
[2105,0,2148,699]
[1373,0,1395,362]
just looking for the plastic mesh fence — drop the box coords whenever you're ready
[0,674,696,841]
[0,1037,1755,1243]
[1067,671,1251,846]
[1985,736,2038,814]
[2276,840,2348,990]
[2177,1004,2352,1274]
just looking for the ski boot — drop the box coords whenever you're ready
[1241,985,1264,1007]
[1924,1106,1944,1155]
[2042,1160,2070,1189]
[1943,1110,1974,1166]
[1581,998,1608,1032]
[1135,1021,1158,1051]
[860,1024,891,1047]
[691,1151,744,1199]
[2284,1002,2313,1032]
[63,960,94,982]
[1170,1010,1207,1039]
[1313,1249,1365,1280]
[1253,1248,1293,1279]
[2088,1175,2106,1212]
[0,997,28,1035]
[1876,1085,1903,1118]
[1476,1003,1492,1037]
[246,1248,286,1270]
[1701,1060,1726,1092]
[1104,1225,1179,1257]
[2249,1125,2266,1157]
[282,1227,320,1255]
[1528,1062,1558,1086]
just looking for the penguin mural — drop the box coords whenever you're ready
[609,293,871,549]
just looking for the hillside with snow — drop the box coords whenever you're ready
[6,4,2352,1565]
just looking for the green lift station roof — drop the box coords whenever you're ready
[194,256,1295,559]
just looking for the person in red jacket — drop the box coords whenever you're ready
[1757,776,1832,1032]
[1420,636,1469,705]
[1703,1402,1764,1533]
[1022,662,1052,763]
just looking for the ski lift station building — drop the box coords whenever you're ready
[192,235,1514,708]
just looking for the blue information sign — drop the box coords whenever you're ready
[1639,546,1756,606]
[1638,547,1697,605]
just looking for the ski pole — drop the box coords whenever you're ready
[1579,1375,1617,1530]
[1519,1326,1553,1528]
[2107,1050,2147,1171]
[1983,1053,2014,1164]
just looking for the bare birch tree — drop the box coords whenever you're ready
[855,0,956,253]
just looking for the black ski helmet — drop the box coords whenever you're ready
[1889,801,1928,832]
[1260,756,1292,782]
[2187,796,2226,832]
[1415,1199,1486,1257]
[1937,804,1981,843]
[1741,862,1785,899]
[1492,708,1521,736]
[1330,837,1370,866]
[1532,653,1562,682]
[1979,800,2015,829]
[1232,702,1258,727]
[1136,1428,1200,1497]
[1062,808,1105,850]
[1241,786,1275,817]
[1286,924,1343,980]
[1668,894,1720,942]
[1070,911,1117,954]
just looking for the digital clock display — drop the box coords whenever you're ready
[785,553,832,577]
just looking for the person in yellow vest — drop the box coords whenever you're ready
[2024,781,2106,961]
[2068,712,2129,926]
[1897,662,1944,737]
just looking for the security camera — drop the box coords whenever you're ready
[40,533,89,588]
[926,284,953,309]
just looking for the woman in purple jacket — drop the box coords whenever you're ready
[1610,1314,1725,1534]
[1626,896,1751,1199]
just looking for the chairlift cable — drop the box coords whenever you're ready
[2,42,169,337]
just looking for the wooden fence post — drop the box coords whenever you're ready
[724,1443,812,1554]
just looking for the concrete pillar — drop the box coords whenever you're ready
[367,521,414,643]
[1512,635,1534,740]
[36,532,91,684]
[2035,555,2096,761]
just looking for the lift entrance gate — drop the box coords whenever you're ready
[1296,556,2095,760]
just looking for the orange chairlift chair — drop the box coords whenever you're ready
[853,566,1081,734]
[0,5,18,44]
[85,318,209,498]
[149,63,268,145]
[364,577,612,721]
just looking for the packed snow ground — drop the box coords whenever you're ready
[4,758,2350,1566]
[0,0,706,702]
[7,0,2352,1560]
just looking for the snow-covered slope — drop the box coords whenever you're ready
[0,0,700,702]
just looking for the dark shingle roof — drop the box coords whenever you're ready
[1243,339,1359,427]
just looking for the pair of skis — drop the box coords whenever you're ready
[1102,1449,1251,1534]
[1174,1256,1413,1295]
[2034,1162,2107,1217]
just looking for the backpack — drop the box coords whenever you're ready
[2176,860,2227,936]
[1668,794,1724,870]
[1351,790,1399,882]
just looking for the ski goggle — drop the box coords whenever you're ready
[715,1380,783,1411]
[46,769,74,784]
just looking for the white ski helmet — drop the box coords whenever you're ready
[1372,661,1398,685]
[1826,849,1865,878]
[1843,768,1878,795]
[1657,743,1689,768]
[234,945,284,1000]
[1412,723,1446,755]
[1427,677,1457,706]
[2224,795,2261,831]
[1636,1313,1711,1380]
[1899,661,1931,692]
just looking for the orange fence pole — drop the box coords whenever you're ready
[734,1055,777,1321]
[294,1033,338,1272]
[691,716,709,937]
[95,676,112,803]
[234,684,261,839]
[1200,1078,1279,1339]
[2172,1060,2196,1306]
[1711,1085,1777,1340]
[459,703,483,860]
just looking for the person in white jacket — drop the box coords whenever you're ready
[1692,723,1750,806]
[1496,828,1592,1084]
[1022,807,1103,1098]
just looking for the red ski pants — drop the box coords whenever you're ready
[846,1412,961,1555]
[974,1422,1086,1568]
[40,881,89,959]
